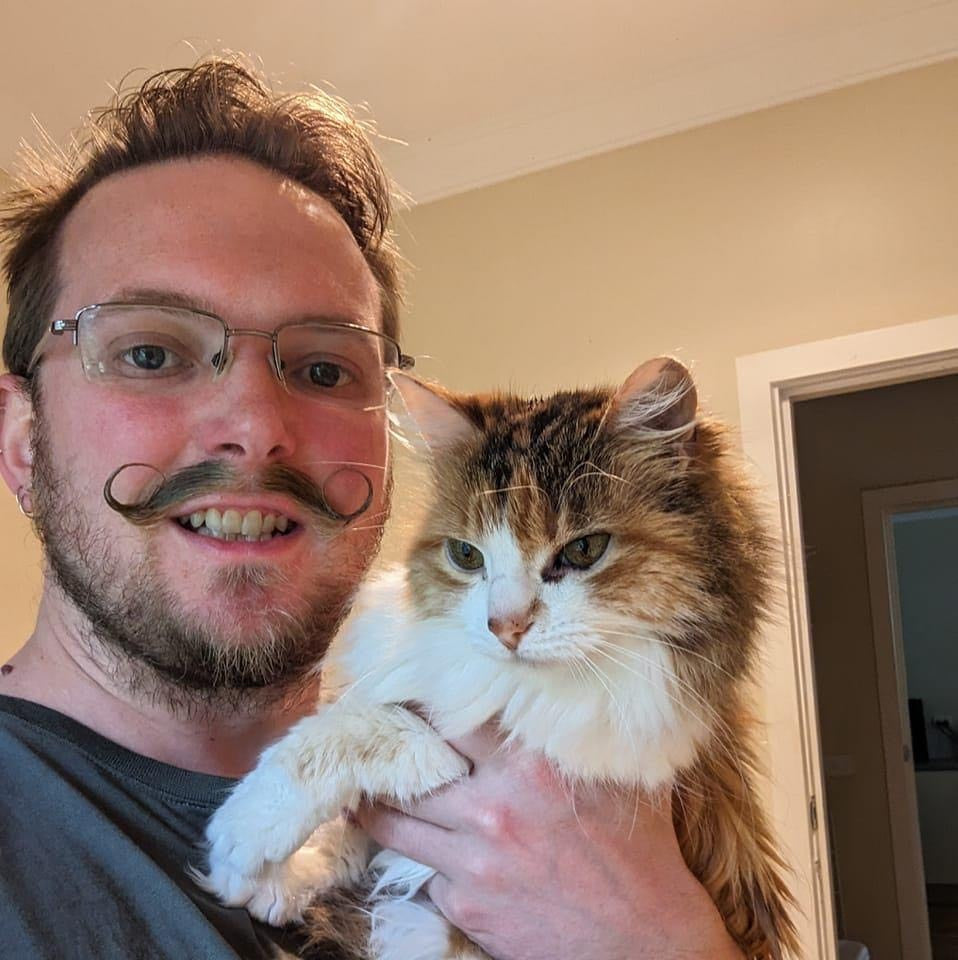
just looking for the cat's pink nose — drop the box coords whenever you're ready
[488,612,534,651]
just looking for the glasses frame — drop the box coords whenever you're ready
[27,301,416,385]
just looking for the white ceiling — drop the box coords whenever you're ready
[3,0,958,204]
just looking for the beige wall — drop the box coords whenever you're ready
[0,277,43,661]
[396,58,958,422]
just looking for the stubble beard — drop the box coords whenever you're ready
[28,407,380,717]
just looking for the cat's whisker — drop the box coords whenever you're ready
[594,626,740,684]
[589,639,752,804]
[478,483,548,498]
[591,639,739,753]
[587,643,708,735]
[586,642,740,796]
[575,654,643,769]
[297,459,389,472]
[559,460,634,499]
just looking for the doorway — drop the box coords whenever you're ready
[793,381,958,958]
[736,313,958,959]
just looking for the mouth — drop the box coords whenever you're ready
[174,507,298,543]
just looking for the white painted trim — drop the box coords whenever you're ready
[735,314,958,959]
[862,479,958,960]
[390,5,958,204]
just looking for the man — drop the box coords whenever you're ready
[0,58,745,959]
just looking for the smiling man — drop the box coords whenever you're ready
[0,58,744,959]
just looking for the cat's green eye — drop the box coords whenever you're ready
[446,538,485,572]
[559,533,611,570]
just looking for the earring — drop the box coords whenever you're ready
[16,486,33,519]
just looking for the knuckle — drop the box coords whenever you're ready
[442,888,483,932]
[473,801,514,839]
[463,850,496,886]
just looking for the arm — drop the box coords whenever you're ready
[355,724,745,960]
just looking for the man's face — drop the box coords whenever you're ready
[31,156,389,702]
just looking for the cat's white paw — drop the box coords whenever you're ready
[200,820,371,926]
[199,857,313,926]
[383,728,471,802]
[205,771,316,877]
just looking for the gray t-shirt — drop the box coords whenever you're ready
[0,694,333,960]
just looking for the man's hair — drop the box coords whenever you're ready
[0,55,404,379]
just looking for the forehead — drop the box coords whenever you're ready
[55,156,381,329]
[448,389,623,541]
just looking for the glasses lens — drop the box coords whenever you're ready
[277,323,396,406]
[77,304,225,388]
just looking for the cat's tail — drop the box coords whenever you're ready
[672,710,801,960]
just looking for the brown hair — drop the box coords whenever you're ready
[0,55,404,379]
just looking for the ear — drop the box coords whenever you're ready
[388,371,477,453]
[609,357,698,437]
[0,374,35,499]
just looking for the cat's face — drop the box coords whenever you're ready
[395,359,768,686]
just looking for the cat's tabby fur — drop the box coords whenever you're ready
[203,357,797,960]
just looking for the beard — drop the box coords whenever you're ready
[28,406,382,716]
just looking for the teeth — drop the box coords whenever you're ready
[241,510,262,537]
[177,507,293,541]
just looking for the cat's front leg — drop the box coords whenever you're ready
[202,700,469,923]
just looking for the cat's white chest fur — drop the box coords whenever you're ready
[327,563,709,789]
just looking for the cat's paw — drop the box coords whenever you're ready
[205,772,317,877]
[384,726,471,802]
[197,857,314,926]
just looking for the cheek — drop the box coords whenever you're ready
[536,580,595,633]
[448,579,491,634]
[44,384,185,489]
[301,409,388,502]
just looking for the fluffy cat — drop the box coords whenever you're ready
[201,357,797,960]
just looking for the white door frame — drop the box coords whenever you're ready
[735,314,958,959]
[862,479,958,960]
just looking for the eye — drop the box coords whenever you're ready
[119,343,184,374]
[446,538,485,572]
[308,360,354,389]
[558,533,611,570]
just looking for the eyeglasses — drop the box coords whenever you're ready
[26,302,415,409]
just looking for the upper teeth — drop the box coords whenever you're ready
[179,508,291,541]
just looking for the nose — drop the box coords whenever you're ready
[488,608,536,651]
[200,348,296,464]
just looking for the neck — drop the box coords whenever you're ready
[1,586,320,777]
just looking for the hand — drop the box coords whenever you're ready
[354,723,745,960]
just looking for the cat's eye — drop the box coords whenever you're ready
[559,533,611,570]
[446,538,485,571]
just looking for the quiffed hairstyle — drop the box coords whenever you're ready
[0,55,404,379]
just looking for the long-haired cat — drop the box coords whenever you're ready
[200,357,797,960]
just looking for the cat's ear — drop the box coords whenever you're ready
[609,357,698,439]
[388,371,477,452]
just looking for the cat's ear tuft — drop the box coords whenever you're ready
[610,357,698,439]
[389,371,477,452]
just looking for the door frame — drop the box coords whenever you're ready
[735,314,958,958]
[862,479,958,959]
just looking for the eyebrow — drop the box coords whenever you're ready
[107,287,220,315]
[103,287,375,329]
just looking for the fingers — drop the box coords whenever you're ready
[354,802,465,877]
[440,720,507,766]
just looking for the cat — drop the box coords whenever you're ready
[200,356,798,960]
